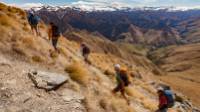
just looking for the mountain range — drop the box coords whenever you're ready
[1,2,200,111]
[31,5,200,47]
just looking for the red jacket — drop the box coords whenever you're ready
[159,94,168,109]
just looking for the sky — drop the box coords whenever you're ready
[2,0,200,8]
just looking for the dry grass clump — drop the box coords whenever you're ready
[50,51,59,59]
[104,69,115,76]
[110,98,134,112]
[0,3,7,11]
[99,98,109,110]
[21,36,37,50]
[141,99,157,111]
[141,84,157,95]
[125,87,145,99]
[7,6,26,17]
[65,62,90,85]
[32,55,44,62]
[12,44,27,56]
[0,14,13,27]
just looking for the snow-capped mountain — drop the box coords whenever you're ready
[24,3,200,12]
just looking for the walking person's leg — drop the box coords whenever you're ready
[120,86,130,105]
[31,25,34,35]
[35,25,39,36]
[52,38,58,51]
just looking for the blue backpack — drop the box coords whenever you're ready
[164,90,175,107]
[28,14,40,25]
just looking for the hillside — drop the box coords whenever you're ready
[0,3,199,112]
[148,43,200,108]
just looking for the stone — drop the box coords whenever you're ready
[28,70,69,91]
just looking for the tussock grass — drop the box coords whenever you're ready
[0,14,13,27]
[22,36,36,49]
[50,51,59,59]
[125,87,145,99]
[104,69,115,76]
[110,98,134,112]
[12,45,27,56]
[0,3,7,11]
[65,62,90,85]
[32,55,44,62]
[141,99,157,111]
[99,98,108,110]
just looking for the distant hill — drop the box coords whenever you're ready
[148,43,200,107]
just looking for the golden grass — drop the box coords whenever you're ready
[21,36,36,49]
[32,55,44,62]
[0,14,13,27]
[7,6,26,17]
[0,3,7,11]
[125,87,145,99]
[141,99,157,111]
[50,51,59,59]
[110,97,135,112]
[65,62,90,85]
[12,44,27,56]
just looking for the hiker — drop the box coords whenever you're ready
[28,13,40,36]
[81,43,91,64]
[164,86,175,108]
[48,22,61,51]
[156,87,168,112]
[112,64,130,104]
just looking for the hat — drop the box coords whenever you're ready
[157,87,164,92]
[114,64,121,70]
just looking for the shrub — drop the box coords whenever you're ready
[32,55,43,62]
[141,99,157,111]
[0,14,13,27]
[99,98,108,110]
[12,45,27,56]
[110,98,134,112]
[65,62,90,85]
[104,69,115,76]
[50,51,59,59]
[0,3,7,11]
[125,87,145,99]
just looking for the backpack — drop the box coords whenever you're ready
[52,25,60,37]
[164,90,175,108]
[83,46,90,55]
[119,69,130,86]
[28,14,40,25]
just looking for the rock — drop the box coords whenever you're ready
[28,70,69,91]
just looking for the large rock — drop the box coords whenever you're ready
[28,70,69,91]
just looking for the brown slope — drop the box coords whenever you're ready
[149,43,200,107]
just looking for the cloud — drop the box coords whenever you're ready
[21,3,44,8]
[5,2,44,9]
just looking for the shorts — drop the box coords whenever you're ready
[113,82,125,93]
[31,24,37,29]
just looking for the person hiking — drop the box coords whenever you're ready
[163,86,175,108]
[28,13,40,36]
[112,64,130,104]
[48,22,61,51]
[81,43,91,64]
[156,87,168,112]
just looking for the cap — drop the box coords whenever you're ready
[114,64,121,69]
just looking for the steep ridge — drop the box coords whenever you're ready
[0,3,199,112]
[148,43,200,108]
